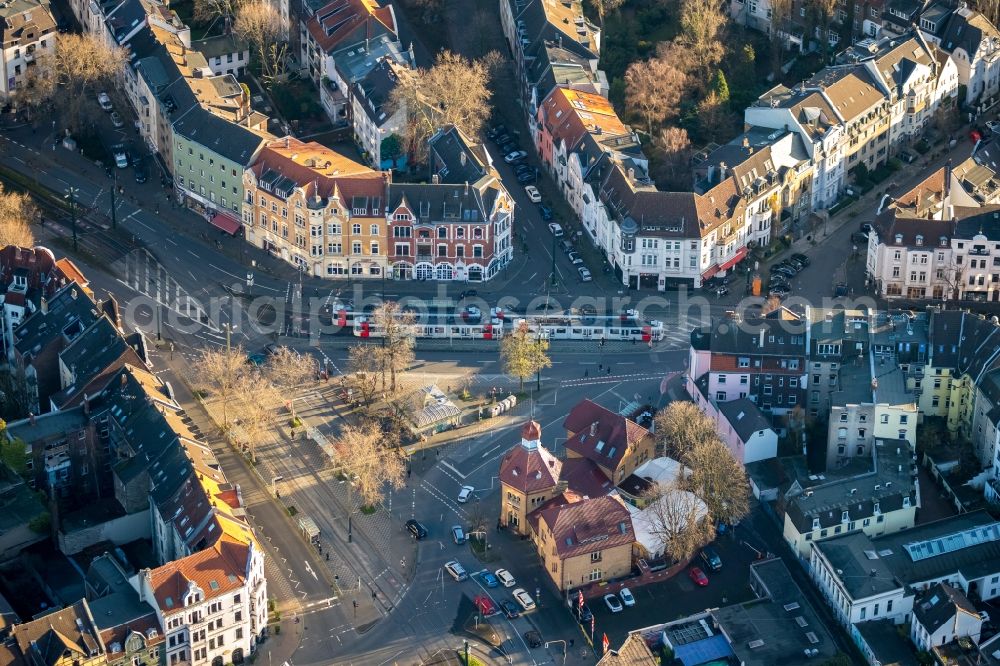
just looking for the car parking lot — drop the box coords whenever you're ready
[586,533,760,647]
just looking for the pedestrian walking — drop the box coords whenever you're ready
[598,363,603,371]
[607,367,612,375]
[584,369,588,377]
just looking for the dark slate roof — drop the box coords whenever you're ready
[13,282,100,359]
[529,41,599,102]
[940,7,992,56]
[929,310,1000,380]
[159,74,199,120]
[104,0,146,45]
[428,125,488,185]
[172,108,264,166]
[387,183,492,224]
[855,620,920,666]
[913,583,979,634]
[707,309,807,356]
[352,58,400,125]
[718,398,773,442]
[815,510,1000,600]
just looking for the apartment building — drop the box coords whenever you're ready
[562,399,655,485]
[385,126,513,281]
[300,0,399,124]
[867,164,1000,302]
[783,440,916,557]
[136,532,266,666]
[8,599,107,666]
[688,308,809,416]
[0,0,56,100]
[350,57,408,170]
[810,510,1000,630]
[243,137,390,278]
[929,5,1000,108]
[191,34,249,78]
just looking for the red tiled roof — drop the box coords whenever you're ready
[522,420,541,441]
[560,457,613,498]
[305,0,395,53]
[499,440,561,494]
[538,494,634,559]
[562,399,649,470]
[100,615,165,654]
[150,535,249,614]
[527,490,582,534]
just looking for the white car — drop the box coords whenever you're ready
[604,593,623,613]
[567,251,583,265]
[444,560,468,581]
[504,150,527,163]
[457,485,475,503]
[97,91,113,111]
[619,587,635,607]
[512,588,535,611]
[495,568,516,588]
[547,222,564,237]
[578,266,592,282]
[524,185,541,203]
[110,111,124,128]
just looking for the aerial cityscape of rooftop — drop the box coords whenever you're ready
[5,0,1000,663]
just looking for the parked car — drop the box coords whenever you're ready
[97,91,113,111]
[500,141,517,155]
[112,144,128,169]
[604,594,623,613]
[567,251,583,265]
[444,560,468,581]
[504,150,528,163]
[769,285,791,297]
[512,588,535,611]
[514,163,533,175]
[700,545,723,571]
[851,231,869,244]
[457,485,475,503]
[859,222,873,234]
[539,205,553,221]
[451,525,466,544]
[790,253,810,266]
[578,267,592,282]
[688,567,709,587]
[525,185,541,203]
[495,569,516,588]
[480,571,499,588]
[110,111,124,128]
[560,240,574,253]
[834,282,849,297]
[493,133,511,145]
[516,171,536,184]
[406,519,428,539]
[547,222,564,237]
[134,162,148,184]
[474,595,498,617]
[500,599,520,619]
[524,630,543,648]
[577,603,593,623]
[458,289,478,300]
[487,125,506,139]
[619,588,635,607]
[472,594,499,617]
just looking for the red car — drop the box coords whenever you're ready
[474,595,498,617]
[688,567,709,587]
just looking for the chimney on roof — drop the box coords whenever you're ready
[83,394,90,416]
[742,136,750,149]
[627,167,634,182]
[460,151,467,167]
[590,421,598,436]
[719,161,728,181]
[29,412,35,426]
[464,181,469,195]
[432,174,439,184]
[40,296,48,314]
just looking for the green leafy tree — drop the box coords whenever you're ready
[709,70,730,105]
[380,134,402,163]
[500,321,552,392]
[0,419,28,475]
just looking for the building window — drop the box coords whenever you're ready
[591,551,602,562]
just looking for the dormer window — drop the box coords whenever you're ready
[915,235,923,246]
[873,502,881,515]
[940,236,948,247]
[841,510,850,523]
[812,518,821,531]
[895,233,903,244]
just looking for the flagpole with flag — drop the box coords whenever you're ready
[591,615,595,645]
[602,633,610,655]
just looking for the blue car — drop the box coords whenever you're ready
[539,205,553,221]
[480,571,499,588]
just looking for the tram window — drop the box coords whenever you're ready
[555,328,566,334]
[572,329,581,334]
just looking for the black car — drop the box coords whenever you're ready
[834,282,849,297]
[539,205,553,221]
[851,231,869,245]
[134,161,148,184]
[458,289,478,300]
[500,600,521,619]
[769,285,791,297]
[524,631,543,648]
[494,133,511,145]
[517,171,536,184]
[405,519,428,539]
[487,124,506,139]
[576,603,593,624]
[790,253,810,266]
[501,143,517,156]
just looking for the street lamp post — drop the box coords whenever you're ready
[464,640,469,666]
[110,169,118,229]
[64,187,79,253]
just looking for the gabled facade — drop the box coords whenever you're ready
[929,6,1000,107]
[0,0,56,100]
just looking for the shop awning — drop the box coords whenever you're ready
[210,213,242,236]
[701,265,720,280]
[719,246,749,272]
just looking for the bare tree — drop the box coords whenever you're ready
[195,345,248,427]
[768,0,794,77]
[639,482,714,563]
[194,0,244,27]
[624,57,687,135]
[500,321,551,392]
[389,50,500,163]
[652,401,719,460]
[651,127,692,190]
[346,344,380,407]
[592,0,625,24]
[0,185,37,248]
[370,302,416,396]
[15,33,128,133]
[685,437,750,527]
[335,422,407,509]
[234,0,287,83]
[676,0,728,80]
[809,0,838,59]
[976,0,1000,28]
[233,371,276,462]
[264,346,315,422]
